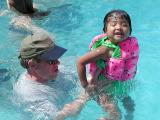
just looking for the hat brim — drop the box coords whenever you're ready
[38,45,67,61]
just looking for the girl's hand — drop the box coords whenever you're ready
[86,68,102,97]
[89,68,102,84]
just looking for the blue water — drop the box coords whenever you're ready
[0,0,160,120]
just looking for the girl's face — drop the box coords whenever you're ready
[105,17,130,43]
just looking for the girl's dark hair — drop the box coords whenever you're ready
[103,9,132,34]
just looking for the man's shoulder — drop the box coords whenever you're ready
[13,73,39,100]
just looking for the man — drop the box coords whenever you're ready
[18,32,67,83]
[13,32,88,120]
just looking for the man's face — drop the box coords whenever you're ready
[34,59,60,82]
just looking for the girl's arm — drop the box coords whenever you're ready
[76,45,111,88]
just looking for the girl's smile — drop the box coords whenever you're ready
[104,16,130,43]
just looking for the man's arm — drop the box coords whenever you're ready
[55,93,89,120]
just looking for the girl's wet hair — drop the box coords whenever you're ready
[103,9,132,34]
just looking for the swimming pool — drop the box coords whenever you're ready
[0,0,160,120]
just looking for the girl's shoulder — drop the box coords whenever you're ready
[120,36,139,46]
[89,34,107,48]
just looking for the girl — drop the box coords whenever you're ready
[76,9,139,120]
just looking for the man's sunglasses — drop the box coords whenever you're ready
[46,60,59,65]
[36,58,58,65]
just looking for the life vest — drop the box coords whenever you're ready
[89,34,139,81]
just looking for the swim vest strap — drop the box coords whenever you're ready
[91,36,121,69]
[102,42,120,58]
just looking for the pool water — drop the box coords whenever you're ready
[0,0,160,120]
